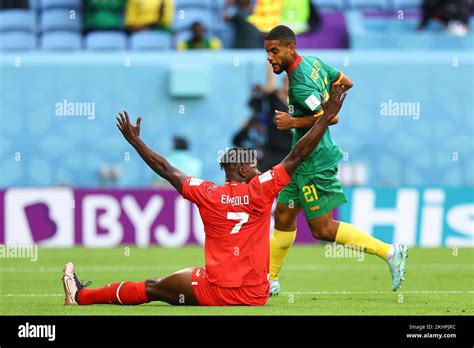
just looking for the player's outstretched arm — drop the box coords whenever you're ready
[116,111,187,193]
[280,84,347,176]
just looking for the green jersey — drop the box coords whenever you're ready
[287,55,344,174]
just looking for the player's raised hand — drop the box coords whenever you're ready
[321,84,347,120]
[116,110,142,144]
[275,110,293,130]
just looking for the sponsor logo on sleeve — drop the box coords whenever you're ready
[304,94,321,111]
[258,171,274,184]
[189,178,204,186]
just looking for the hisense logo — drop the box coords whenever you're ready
[55,99,95,120]
[18,322,56,341]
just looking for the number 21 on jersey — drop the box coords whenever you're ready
[302,184,319,202]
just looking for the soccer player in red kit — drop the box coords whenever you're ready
[61,84,347,307]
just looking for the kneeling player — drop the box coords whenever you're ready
[61,85,347,307]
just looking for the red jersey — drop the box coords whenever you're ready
[182,164,291,288]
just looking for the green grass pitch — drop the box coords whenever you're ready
[0,246,472,315]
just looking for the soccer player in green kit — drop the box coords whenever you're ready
[264,25,408,296]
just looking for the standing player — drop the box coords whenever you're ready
[61,85,347,307]
[264,25,407,296]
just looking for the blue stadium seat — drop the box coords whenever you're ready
[40,31,82,50]
[28,0,40,11]
[392,0,422,10]
[175,30,192,46]
[0,10,36,32]
[39,0,81,10]
[0,31,36,50]
[40,9,82,32]
[212,24,235,49]
[347,0,391,11]
[175,0,212,8]
[130,31,172,50]
[212,0,227,10]
[312,0,346,11]
[85,31,127,50]
[173,7,213,31]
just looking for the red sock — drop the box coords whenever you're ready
[77,281,150,305]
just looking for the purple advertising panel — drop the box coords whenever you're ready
[0,188,319,247]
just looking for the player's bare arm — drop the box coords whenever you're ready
[116,110,187,193]
[276,111,339,129]
[275,74,353,130]
[280,84,347,176]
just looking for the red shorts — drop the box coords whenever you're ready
[191,267,269,306]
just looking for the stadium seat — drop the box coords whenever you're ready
[173,7,213,31]
[347,0,391,11]
[40,31,82,50]
[130,31,172,50]
[40,9,82,32]
[85,31,127,50]
[392,0,422,10]
[175,0,212,9]
[212,0,227,10]
[212,24,235,49]
[39,0,81,10]
[28,0,40,11]
[312,0,346,11]
[0,10,36,32]
[0,31,36,50]
[175,30,192,47]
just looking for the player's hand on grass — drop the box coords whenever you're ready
[275,110,294,130]
[116,110,141,144]
[321,83,347,121]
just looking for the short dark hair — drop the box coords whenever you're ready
[219,147,257,171]
[173,136,188,150]
[265,25,296,45]
[191,21,204,30]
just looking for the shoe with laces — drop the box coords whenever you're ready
[61,262,91,305]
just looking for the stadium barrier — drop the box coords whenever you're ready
[1,187,471,247]
[0,51,473,187]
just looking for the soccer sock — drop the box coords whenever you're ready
[335,222,393,260]
[270,229,297,280]
[76,281,150,305]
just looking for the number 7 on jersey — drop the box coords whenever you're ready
[227,212,249,234]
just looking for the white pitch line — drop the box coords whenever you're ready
[0,265,187,273]
[1,290,473,297]
[285,264,474,270]
[282,290,474,295]
[0,263,473,273]
[1,294,63,297]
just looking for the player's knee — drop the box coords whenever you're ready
[144,278,162,299]
[310,227,324,240]
[310,220,337,241]
[274,205,297,231]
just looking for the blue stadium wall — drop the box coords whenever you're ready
[0,50,473,187]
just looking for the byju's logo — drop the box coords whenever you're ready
[5,188,74,246]
[24,203,57,242]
